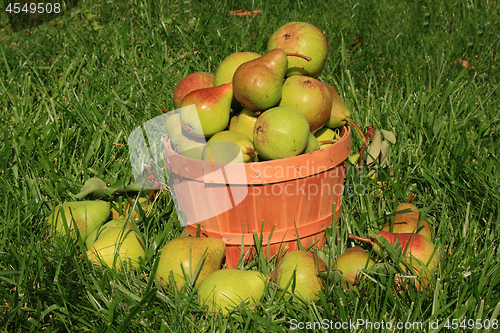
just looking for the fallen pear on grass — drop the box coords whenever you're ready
[47,200,111,240]
[273,250,326,303]
[382,203,433,241]
[86,227,145,271]
[156,237,225,290]
[395,256,433,294]
[333,246,375,289]
[349,232,440,273]
[85,216,138,250]
[198,269,266,315]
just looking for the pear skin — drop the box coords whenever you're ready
[303,132,320,154]
[156,237,226,290]
[198,269,266,315]
[214,52,261,86]
[229,108,259,140]
[383,203,433,240]
[202,130,258,163]
[47,201,111,240]
[233,48,288,111]
[273,250,326,303]
[86,227,145,271]
[333,246,375,289]
[322,82,351,129]
[395,256,433,295]
[85,216,138,250]
[173,72,214,109]
[180,83,233,138]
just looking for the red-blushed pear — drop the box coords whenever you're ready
[279,75,332,133]
[333,246,375,289]
[322,82,352,129]
[180,83,233,138]
[173,72,214,109]
[395,256,433,294]
[349,232,440,273]
[155,237,225,291]
[382,203,434,241]
[273,250,326,303]
[253,106,310,160]
[232,48,311,111]
[229,108,259,140]
[198,269,266,315]
[214,52,261,86]
[267,22,328,78]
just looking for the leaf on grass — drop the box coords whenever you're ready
[227,9,262,16]
[366,129,382,165]
[349,36,363,53]
[76,177,108,199]
[456,58,475,70]
[380,129,396,144]
[380,141,390,168]
[348,153,360,165]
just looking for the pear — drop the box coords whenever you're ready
[85,216,138,250]
[47,200,111,240]
[279,75,332,133]
[232,48,289,111]
[314,126,340,149]
[173,72,214,109]
[382,203,433,241]
[349,232,440,273]
[253,106,310,160]
[333,246,375,289]
[202,130,258,163]
[166,113,206,159]
[273,250,326,303]
[86,227,145,271]
[322,82,352,129]
[110,197,148,220]
[156,237,225,290]
[229,108,259,140]
[303,132,320,154]
[267,22,328,78]
[180,83,233,138]
[198,269,266,315]
[214,52,261,86]
[395,256,433,294]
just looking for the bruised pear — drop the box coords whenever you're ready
[47,201,111,240]
[273,250,326,303]
[202,130,258,163]
[333,246,375,289]
[156,237,225,290]
[198,269,266,315]
[253,106,310,160]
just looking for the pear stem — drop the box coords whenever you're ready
[407,194,415,203]
[286,52,312,62]
[348,233,373,244]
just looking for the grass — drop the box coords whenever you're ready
[1,0,499,331]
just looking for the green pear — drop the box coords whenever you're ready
[322,82,352,129]
[267,22,328,78]
[232,48,289,111]
[382,203,433,241]
[279,75,332,133]
[314,127,340,149]
[350,232,440,273]
[229,108,259,140]
[333,246,375,289]
[303,132,320,154]
[47,201,111,240]
[214,52,261,86]
[273,250,326,303]
[253,106,310,160]
[86,227,145,271]
[180,83,233,138]
[198,269,266,315]
[85,216,138,250]
[202,130,258,163]
[173,72,214,109]
[166,113,206,159]
[156,237,225,290]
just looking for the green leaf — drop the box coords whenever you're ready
[366,129,382,165]
[75,177,108,199]
[380,141,390,168]
[380,129,396,144]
